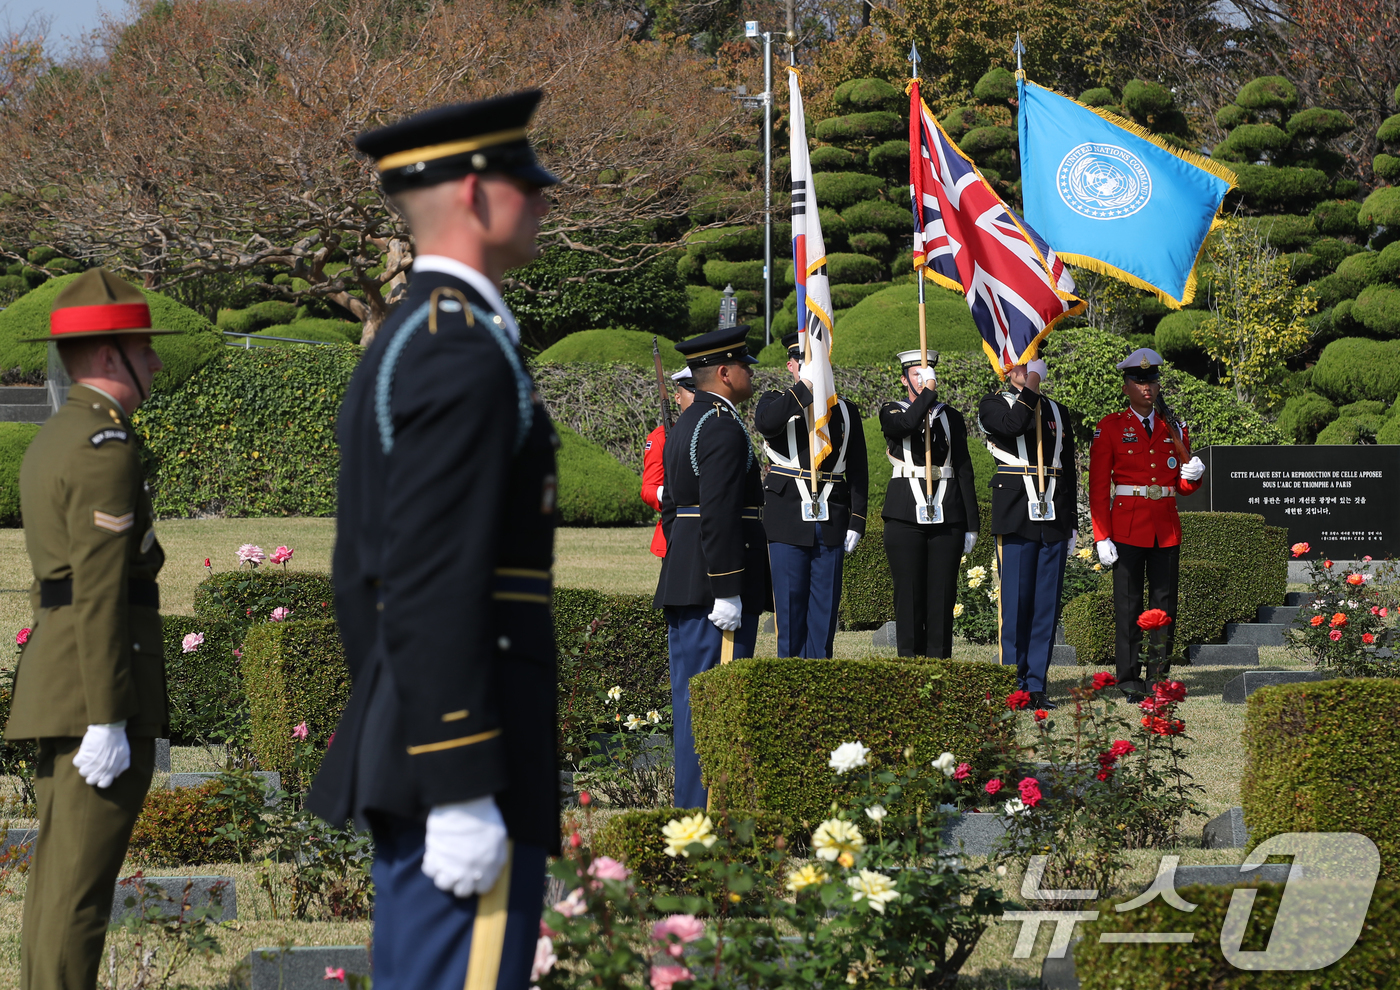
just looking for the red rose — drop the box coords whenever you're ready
[1324,560,1334,569]
[1108,739,1136,758]
[1006,690,1032,710]
[1153,681,1187,704]
[1363,633,1375,645]
[1143,716,1185,736]
[1290,542,1309,558]
[953,762,971,781]
[1139,695,1167,714]
[1091,672,1118,691]
[1347,573,1365,586]
[1018,778,1043,808]
[1329,629,1343,641]
[1331,613,1348,628]
[1034,709,1049,722]
[984,778,1003,795]
[203,558,211,568]
[15,628,29,646]
[1372,607,1381,616]
[1137,609,1173,630]
[1384,608,1391,618]
[1310,615,1325,627]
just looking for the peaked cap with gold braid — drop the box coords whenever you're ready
[355,89,559,194]
[23,268,181,343]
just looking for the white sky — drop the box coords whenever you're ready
[1,0,119,55]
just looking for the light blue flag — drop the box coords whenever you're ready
[1017,78,1236,307]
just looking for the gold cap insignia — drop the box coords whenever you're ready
[1140,355,1151,368]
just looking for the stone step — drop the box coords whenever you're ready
[1257,605,1301,625]
[1225,622,1288,646]
[0,386,48,404]
[0,403,49,423]
[1203,807,1251,849]
[1223,669,1323,704]
[1187,643,1259,666]
[249,946,370,989]
[112,875,236,922]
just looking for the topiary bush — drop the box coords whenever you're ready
[702,259,765,292]
[831,284,981,363]
[536,329,686,369]
[1359,187,1400,232]
[161,617,244,744]
[823,253,883,285]
[1075,881,1400,989]
[811,172,886,211]
[1242,679,1400,879]
[814,112,903,146]
[1311,338,1400,404]
[0,422,39,526]
[808,146,857,173]
[216,300,299,334]
[241,618,349,780]
[1178,512,1284,623]
[1352,285,1400,338]
[128,777,262,866]
[593,808,791,892]
[690,655,1017,828]
[555,424,651,526]
[1316,414,1381,444]
[1153,310,1209,363]
[259,319,362,345]
[841,199,911,236]
[193,570,337,623]
[832,78,902,113]
[1276,391,1339,443]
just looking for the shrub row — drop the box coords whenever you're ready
[1242,679,1400,881]
[690,655,1016,828]
[127,776,262,866]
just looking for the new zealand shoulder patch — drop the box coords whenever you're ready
[90,428,129,448]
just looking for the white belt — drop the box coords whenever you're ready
[1114,484,1176,500]
[891,463,954,480]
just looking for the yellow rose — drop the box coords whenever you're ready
[812,818,865,862]
[661,813,717,858]
[785,863,824,892]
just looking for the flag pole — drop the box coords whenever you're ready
[793,56,821,506]
[910,43,933,507]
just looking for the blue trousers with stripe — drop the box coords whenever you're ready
[369,815,547,990]
[995,534,1068,693]
[769,530,844,658]
[665,606,760,809]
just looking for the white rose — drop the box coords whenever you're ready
[931,752,957,777]
[829,741,871,774]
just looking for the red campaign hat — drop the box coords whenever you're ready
[23,268,181,342]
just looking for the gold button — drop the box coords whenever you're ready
[1151,477,1157,482]
[1151,463,1156,468]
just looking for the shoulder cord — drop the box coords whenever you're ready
[689,405,756,478]
[376,299,534,456]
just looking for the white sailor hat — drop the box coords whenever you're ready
[670,367,696,389]
[896,349,939,370]
[1116,347,1163,382]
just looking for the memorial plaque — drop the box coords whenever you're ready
[1181,445,1400,560]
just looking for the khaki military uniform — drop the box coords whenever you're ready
[8,382,166,990]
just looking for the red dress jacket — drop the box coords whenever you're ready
[1088,409,1201,549]
[642,424,667,557]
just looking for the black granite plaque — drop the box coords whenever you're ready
[1180,445,1399,560]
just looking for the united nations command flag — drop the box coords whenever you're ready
[1017,78,1236,308]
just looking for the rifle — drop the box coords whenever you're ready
[1154,394,1191,466]
[652,336,672,437]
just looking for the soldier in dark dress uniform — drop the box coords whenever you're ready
[978,359,1078,710]
[880,350,979,658]
[653,325,771,809]
[754,332,868,658]
[306,91,559,990]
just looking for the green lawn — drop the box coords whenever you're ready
[0,520,1305,988]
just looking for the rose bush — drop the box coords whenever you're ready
[1290,553,1400,677]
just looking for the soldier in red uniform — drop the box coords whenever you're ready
[641,369,696,557]
[1089,348,1206,700]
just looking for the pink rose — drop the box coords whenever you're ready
[323,967,346,982]
[952,762,971,781]
[588,856,631,883]
[652,914,705,946]
[650,963,694,990]
[1018,777,1043,808]
[181,632,204,654]
[1329,629,1343,641]
[292,722,309,741]
[270,607,293,622]
[233,649,242,659]
[552,887,586,917]
[530,935,557,981]
[15,628,29,646]
[984,778,1003,795]
[271,545,294,565]
[236,544,266,566]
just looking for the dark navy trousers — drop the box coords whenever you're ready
[664,606,760,809]
[769,527,844,658]
[369,815,546,990]
[995,534,1068,693]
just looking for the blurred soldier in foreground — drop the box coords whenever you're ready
[653,325,771,808]
[1089,348,1205,700]
[978,359,1078,710]
[308,91,559,990]
[10,268,172,990]
[755,332,868,658]
[879,350,978,659]
[641,368,697,557]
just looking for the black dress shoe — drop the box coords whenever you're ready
[1030,691,1058,710]
[1124,692,1145,704]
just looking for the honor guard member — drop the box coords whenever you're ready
[879,350,978,658]
[1089,348,1205,700]
[653,325,771,809]
[307,91,559,990]
[8,268,172,990]
[978,359,1078,709]
[754,332,868,658]
[641,369,697,558]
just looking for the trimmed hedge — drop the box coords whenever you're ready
[216,300,298,334]
[1062,591,1115,667]
[193,570,336,622]
[1277,390,1339,443]
[260,318,362,345]
[1154,309,1208,362]
[823,253,883,285]
[555,424,651,526]
[1075,881,1400,989]
[128,778,259,866]
[1353,285,1400,338]
[690,656,1017,828]
[241,619,349,779]
[811,171,886,211]
[832,77,902,113]
[702,259,765,292]
[555,587,670,739]
[134,345,359,517]
[1179,512,1284,624]
[0,422,39,526]
[536,329,685,369]
[161,616,243,743]
[1359,186,1400,229]
[814,112,903,146]
[1311,338,1400,404]
[831,283,982,364]
[593,808,791,892]
[1242,679,1400,880]
[841,199,912,236]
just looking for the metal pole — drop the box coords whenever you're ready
[911,44,933,507]
[763,31,773,348]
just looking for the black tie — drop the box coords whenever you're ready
[1142,415,1152,435]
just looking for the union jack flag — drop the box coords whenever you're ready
[909,79,1083,374]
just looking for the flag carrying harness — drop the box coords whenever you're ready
[886,400,954,524]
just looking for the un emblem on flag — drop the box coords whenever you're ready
[1057,143,1152,220]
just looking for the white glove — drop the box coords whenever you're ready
[844,529,860,553]
[1070,529,1078,549]
[1025,358,1048,382]
[708,595,742,631]
[1096,539,1119,566]
[655,485,664,503]
[910,366,935,390]
[964,531,978,554]
[798,362,817,386]
[1179,456,1205,482]
[422,796,509,899]
[73,722,130,789]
